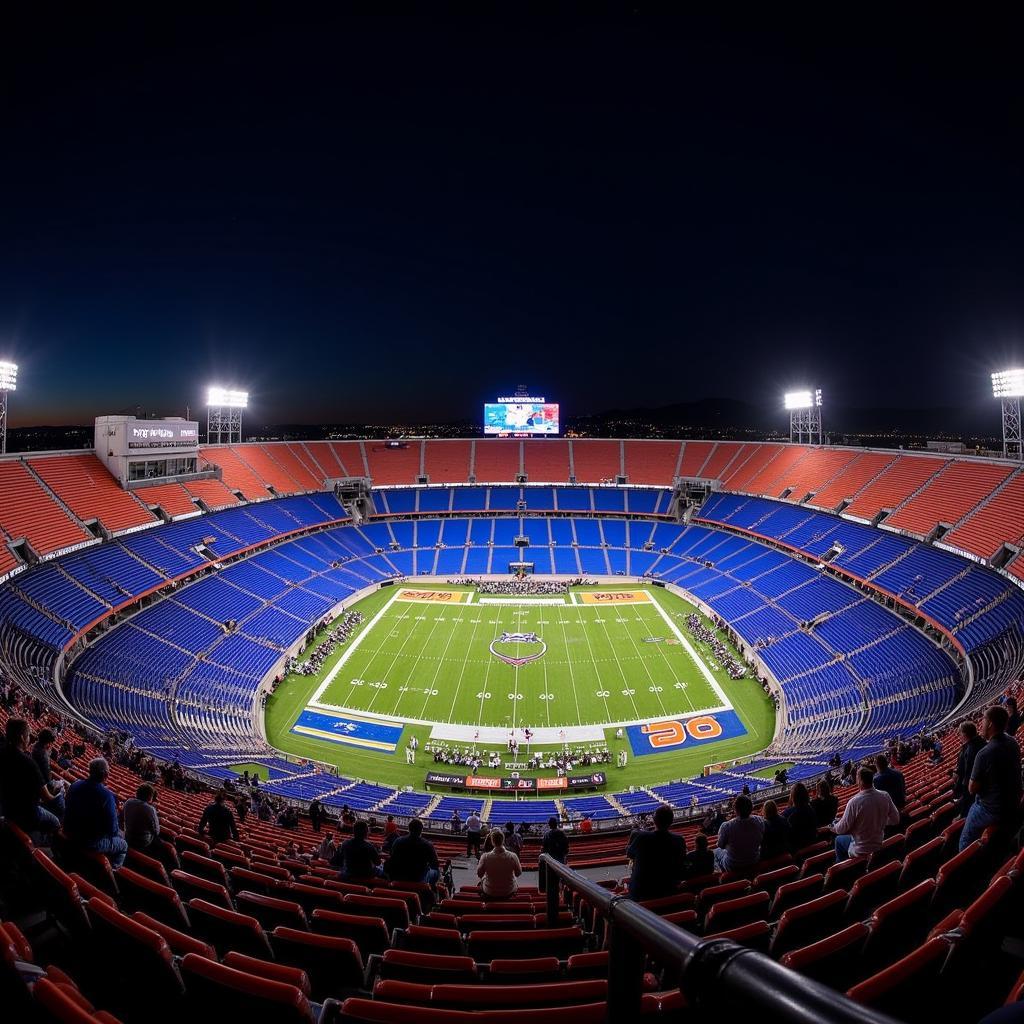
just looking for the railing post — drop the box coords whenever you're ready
[545,860,559,926]
[607,909,645,1019]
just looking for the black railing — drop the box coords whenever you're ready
[539,853,901,1024]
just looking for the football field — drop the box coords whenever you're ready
[265,583,776,790]
[310,587,724,731]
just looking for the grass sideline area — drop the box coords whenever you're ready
[265,583,776,795]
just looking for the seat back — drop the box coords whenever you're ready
[378,949,478,985]
[703,892,770,934]
[770,890,847,958]
[846,936,951,1018]
[863,879,937,970]
[187,898,272,959]
[780,922,869,990]
[271,926,364,1001]
[843,860,901,923]
[311,909,391,958]
[769,873,823,919]
[179,953,314,1024]
[467,926,585,961]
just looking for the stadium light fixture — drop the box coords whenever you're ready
[993,369,1024,460]
[206,384,247,445]
[206,386,248,408]
[785,387,823,444]
[0,361,17,455]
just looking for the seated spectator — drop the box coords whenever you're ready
[198,791,239,845]
[834,767,900,861]
[627,804,687,900]
[811,778,838,827]
[0,719,61,839]
[476,829,522,898]
[317,831,338,863]
[277,805,299,830]
[579,814,593,834]
[960,704,1023,851]
[122,784,160,851]
[759,800,790,860]
[1006,696,1021,738]
[872,754,906,811]
[64,758,128,869]
[385,817,439,885]
[333,820,382,880]
[384,814,398,837]
[781,783,818,850]
[714,796,764,873]
[684,832,714,878]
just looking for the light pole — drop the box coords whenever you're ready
[0,361,18,456]
[206,386,248,444]
[784,388,823,445]
[992,369,1024,461]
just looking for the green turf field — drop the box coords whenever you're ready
[265,584,777,793]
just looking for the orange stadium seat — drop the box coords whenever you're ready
[473,439,521,482]
[269,443,324,490]
[303,441,346,478]
[769,447,861,503]
[199,448,271,500]
[740,444,810,497]
[884,459,1012,537]
[523,439,571,482]
[622,440,681,484]
[942,468,1024,559]
[842,454,948,520]
[696,441,747,481]
[808,450,898,511]
[183,477,240,508]
[364,441,422,485]
[0,461,93,556]
[233,445,307,493]
[676,440,716,478]
[30,454,156,532]
[569,439,620,482]
[720,443,781,492]
[330,441,368,477]
[423,440,472,483]
[133,483,197,518]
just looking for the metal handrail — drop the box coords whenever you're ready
[538,853,902,1024]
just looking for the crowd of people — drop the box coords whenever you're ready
[447,577,585,595]
[287,610,364,677]
[427,740,611,773]
[686,612,747,679]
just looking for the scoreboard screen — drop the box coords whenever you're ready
[484,402,560,435]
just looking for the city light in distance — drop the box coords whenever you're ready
[784,388,822,410]
[0,361,18,392]
[992,369,1024,398]
[207,386,248,407]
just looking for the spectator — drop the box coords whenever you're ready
[385,817,439,885]
[960,705,1023,851]
[684,833,714,878]
[476,829,522,898]
[465,810,482,858]
[198,791,239,845]
[309,799,325,833]
[277,805,299,830]
[384,814,398,837]
[122,784,160,851]
[760,800,791,860]
[872,754,906,811]
[626,804,687,899]
[541,815,569,863]
[333,820,382,880]
[833,767,900,861]
[953,721,987,817]
[714,796,764,873]
[811,778,838,828]
[502,821,523,856]
[782,783,818,850]
[579,814,593,834]
[0,719,61,838]
[1006,697,1021,739]
[317,831,338,863]
[31,727,65,820]
[64,758,128,869]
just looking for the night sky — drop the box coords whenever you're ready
[3,9,1024,427]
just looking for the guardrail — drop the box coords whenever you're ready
[538,853,900,1024]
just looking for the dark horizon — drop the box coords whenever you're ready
[4,10,1024,428]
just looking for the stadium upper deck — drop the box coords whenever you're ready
[1,439,1022,585]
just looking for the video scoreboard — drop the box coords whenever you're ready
[483,393,559,436]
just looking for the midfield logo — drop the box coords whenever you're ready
[489,631,547,667]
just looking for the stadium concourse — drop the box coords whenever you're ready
[1,436,1024,1021]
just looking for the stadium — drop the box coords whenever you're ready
[8,12,1024,1024]
[3,386,1024,1023]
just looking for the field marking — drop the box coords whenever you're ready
[443,604,489,723]
[583,601,643,721]
[611,608,673,718]
[308,589,402,706]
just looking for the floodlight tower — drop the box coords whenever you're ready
[784,388,823,445]
[992,369,1024,461]
[206,386,248,444]
[0,361,18,456]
